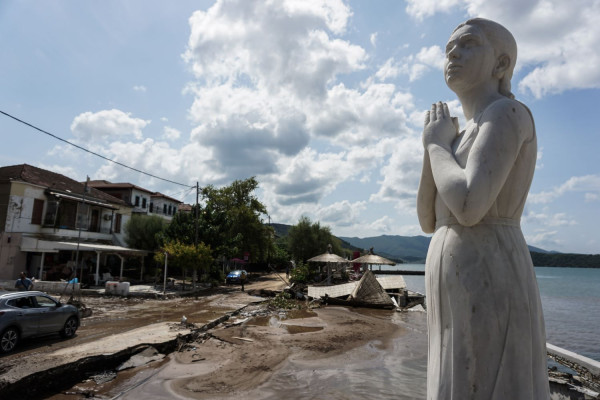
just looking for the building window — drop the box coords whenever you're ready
[168,205,172,215]
[163,204,167,214]
[135,196,140,207]
[43,200,59,226]
[31,199,44,225]
[142,198,147,209]
[115,213,122,233]
[149,202,154,212]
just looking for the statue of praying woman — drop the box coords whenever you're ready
[417,18,551,399]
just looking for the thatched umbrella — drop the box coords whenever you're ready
[307,244,348,284]
[351,248,396,271]
[307,252,348,263]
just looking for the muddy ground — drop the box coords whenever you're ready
[0,273,292,398]
[0,272,430,399]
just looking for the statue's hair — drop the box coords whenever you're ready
[453,18,517,99]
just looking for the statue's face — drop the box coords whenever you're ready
[444,24,497,93]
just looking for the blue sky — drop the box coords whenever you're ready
[1,0,599,254]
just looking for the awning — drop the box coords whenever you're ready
[47,191,119,210]
[21,237,148,256]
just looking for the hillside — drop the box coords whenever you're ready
[269,223,598,267]
[340,235,552,263]
[339,235,431,262]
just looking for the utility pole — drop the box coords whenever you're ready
[195,182,199,247]
[75,176,90,284]
[194,182,199,288]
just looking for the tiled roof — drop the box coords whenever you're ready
[0,164,126,205]
[178,203,193,212]
[87,180,155,194]
[151,192,182,204]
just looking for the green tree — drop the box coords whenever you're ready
[154,240,214,286]
[124,215,166,251]
[161,177,274,264]
[287,216,343,263]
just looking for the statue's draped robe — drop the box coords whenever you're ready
[426,104,550,399]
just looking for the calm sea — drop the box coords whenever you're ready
[379,263,600,362]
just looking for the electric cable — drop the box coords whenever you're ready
[0,110,194,188]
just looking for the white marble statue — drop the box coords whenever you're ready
[417,18,551,399]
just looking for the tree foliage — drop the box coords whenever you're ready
[530,252,600,268]
[154,241,213,273]
[161,177,274,263]
[287,216,343,263]
[124,215,166,251]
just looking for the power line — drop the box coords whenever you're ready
[0,110,194,188]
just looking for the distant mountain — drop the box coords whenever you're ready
[339,235,552,262]
[339,235,431,262]
[268,223,563,264]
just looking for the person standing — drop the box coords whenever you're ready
[15,271,34,291]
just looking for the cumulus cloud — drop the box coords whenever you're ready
[525,229,562,250]
[317,200,367,227]
[381,45,444,83]
[178,0,418,203]
[522,210,576,227]
[163,126,182,140]
[370,134,424,213]
[70,109,149,143]
[133,85,147,92]
[528,175,600,204]
[405,0,600,97]
[370,32,378,47]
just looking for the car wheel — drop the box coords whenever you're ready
[0,327,19,353]
[60,317,79,338]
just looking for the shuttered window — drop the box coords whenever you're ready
[31,199,44,225]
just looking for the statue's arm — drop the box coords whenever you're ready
[417,151,436,233]
[427,99,533,226]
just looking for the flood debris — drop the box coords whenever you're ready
[117,346,165,371]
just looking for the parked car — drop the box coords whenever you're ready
[0,291,80,353]
[225,270,247,285]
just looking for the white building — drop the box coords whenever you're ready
[0,164,145,283]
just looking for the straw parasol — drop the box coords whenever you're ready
[307,244,348,284]
[351,247,396,266]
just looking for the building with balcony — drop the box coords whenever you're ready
[87,181,182,221]
[0,164,146,283]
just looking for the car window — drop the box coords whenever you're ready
[9,297,35,308]
[35,296,58,308]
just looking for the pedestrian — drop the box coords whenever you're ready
[15,271,34,291]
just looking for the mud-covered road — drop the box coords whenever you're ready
[0,273,288,399]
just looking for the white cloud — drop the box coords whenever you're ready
[528,174,600,204]
[525,229,562,250]
[405,0,464,21]
[370,32,378,47]
[367,215,393,233]
[375,58,400,81]
[585,193,599,203]
[183,0,364,98]
[317,200,367,227]
[390,45,445,83]
[70,109,149,143]
[405,0,600,97]
[370,134,423,214]
[522,210,576,227]
[162,126,181,140]
[133,85,147,92]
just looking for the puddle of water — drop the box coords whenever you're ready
[281,325,323,334]
[246,311,428,400]
[249,309,317,327]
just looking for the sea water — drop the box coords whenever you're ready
[382,263,600,361]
